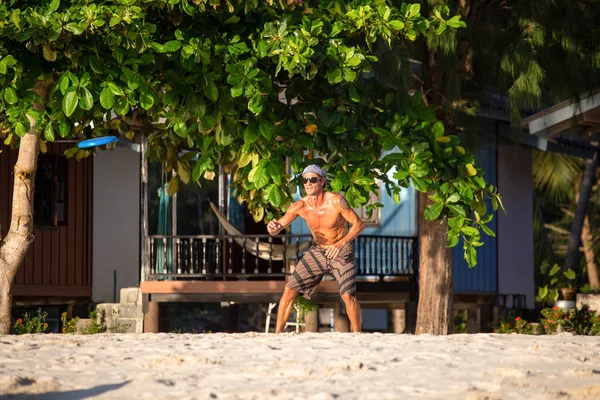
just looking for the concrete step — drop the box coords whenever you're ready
[120,287,143,305]
[97,303,143,319]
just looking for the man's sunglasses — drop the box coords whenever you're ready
[301,177,322,184]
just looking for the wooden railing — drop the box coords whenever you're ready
[147,234,417,281]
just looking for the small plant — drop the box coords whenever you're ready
[539,306,565,334]
[538,304,600,335]
[13,309,49,334]
[536,261,576,306]
[453,311,468,333]
[578,284,600,295]
[85,309,107,334]
[494,311,534,334]
[559,304,600,335]
[294,296,318,323]
[60,312,79,334]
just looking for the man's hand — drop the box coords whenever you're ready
[325,241,346,259]
[267,219,284,236]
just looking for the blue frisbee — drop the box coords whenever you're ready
[77,136,118,149]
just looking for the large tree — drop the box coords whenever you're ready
[395,0,600,331]
[0,0,500,334]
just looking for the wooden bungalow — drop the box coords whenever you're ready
[1,142,93,309]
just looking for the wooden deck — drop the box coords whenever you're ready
[140,279,413,308]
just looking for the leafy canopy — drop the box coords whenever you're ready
[0,0,500,267]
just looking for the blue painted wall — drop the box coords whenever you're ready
[452,118,498,293]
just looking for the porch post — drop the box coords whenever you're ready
[140,136,150,282]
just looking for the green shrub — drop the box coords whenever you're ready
[13,309,49,334]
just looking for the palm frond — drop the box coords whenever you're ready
[533,149,581,202]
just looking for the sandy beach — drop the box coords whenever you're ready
[1,332,599,399]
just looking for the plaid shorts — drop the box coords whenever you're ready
[286,243,356,299]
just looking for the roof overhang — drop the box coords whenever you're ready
[522,90,600,157]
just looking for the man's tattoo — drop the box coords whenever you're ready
[340,197,350,210]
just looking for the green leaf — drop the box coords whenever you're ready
[2,55,17,67]
[564,269,576,280]
[549,264,561,276]
[388,20,404,30]
[177,160,191,184]
[79,87,94,110]
[107,82,125,96]
[372,127,391,136]
[174,120,187,137]
[461,226,479,236]
[88,56,104,74]
[100,87,115,109]
[110,16,121,27]
[4,87,18,104]
[244,123,260,143]
[62,91,78,116]
[447,232,460,248]
[330,178,343,193]
[44,124,55,142]
[268,185,283,206]
[167,177,179,196]
[163,40,183,53]
[348,85,360,102]
[43,46,57,62]
[248,93,264,115]
[65,22,84,35]
[58,74,70,95]
[140,90,154,110]
[58,116,70,137]
[424,203,444,220]
[447,204,466,217]
[203,81,219,102]
[14,122,27,137]
[465,245,477,268]
[446,193,460,203]
[479,223,496,237]
[49,0,60,13]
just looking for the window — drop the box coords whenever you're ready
[355,187,381,226]
[34,154,68,227]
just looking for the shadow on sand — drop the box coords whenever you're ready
[0,381,131,400]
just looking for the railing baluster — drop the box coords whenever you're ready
[281,237,286,273]
[228,237,233,274]
[241,237,246,274]
[202,238,207,274]
[215,238,220,274]
[268,236,273,274]
[189,238,195,274]
[162,238,168,275]
[150,238,155,275]
[176,238,181,275]
[254,239,259,274]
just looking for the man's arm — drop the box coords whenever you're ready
[267,201,303,235]
[325,196,365,258]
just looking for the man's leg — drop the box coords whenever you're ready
[275,287,298,334]
[341,293,362,333]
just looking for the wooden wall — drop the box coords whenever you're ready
[0,142,93,299]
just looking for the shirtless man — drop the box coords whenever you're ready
[267,165,365,333]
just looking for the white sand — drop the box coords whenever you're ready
[1,332,600,400]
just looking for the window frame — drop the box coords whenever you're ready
[33,153,68,228]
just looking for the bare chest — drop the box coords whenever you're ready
[298,205,344,231]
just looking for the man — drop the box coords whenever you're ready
[267,164,365,333]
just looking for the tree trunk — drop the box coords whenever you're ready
[415,192,453,335]
[564,152,598,274]
[574,173,600,289]
[0,130,40,334]
[581,214,599,289]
